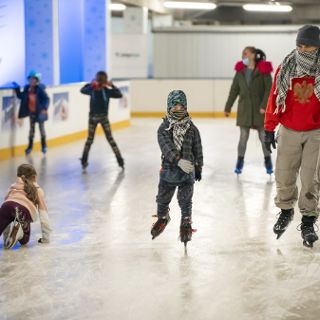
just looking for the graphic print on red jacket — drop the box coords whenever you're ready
[265,66,320,132]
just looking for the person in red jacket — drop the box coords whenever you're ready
[264,25,320,248]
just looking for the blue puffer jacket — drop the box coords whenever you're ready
[15,84,50,122]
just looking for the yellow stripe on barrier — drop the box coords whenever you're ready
[0,119,130,161]
[131,111,237,118]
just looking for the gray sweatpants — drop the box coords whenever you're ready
[238,127,270,158]
[275,126,320,217]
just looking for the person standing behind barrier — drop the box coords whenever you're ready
[80,71,124,170]
[224,47,273,175]
[13,71,50,155]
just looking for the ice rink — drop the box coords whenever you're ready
[1,119,320,320]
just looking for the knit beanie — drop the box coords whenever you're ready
[296,25,320,47]
[167,90,187,112]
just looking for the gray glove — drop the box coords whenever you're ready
[178,159,194,174]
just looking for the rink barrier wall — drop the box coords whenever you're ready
[0,120,130,160]
[129,79,239,115]
[0,81,131,161]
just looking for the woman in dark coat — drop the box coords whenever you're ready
[225,47,273,174]
[14,71,50,154]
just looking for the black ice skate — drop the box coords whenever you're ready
[234,157,244,175]
[151,212,171,240]
[79,157,88,169]
[298,216,319,248]
[273,209,294,239]
[180,217,194,247]
[117,156,125,170]
[264,156,273,175]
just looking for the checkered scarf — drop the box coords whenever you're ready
[166,111,191,151]
[275,49,320,112]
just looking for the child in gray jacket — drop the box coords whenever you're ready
[151,90,203,246]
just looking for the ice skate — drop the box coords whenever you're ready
[298,216,319,248]
[41,137,47,154]
[234,157,244,175]
[273,209,294,239]
[4,217,23,249]
[117,156,125,170]
[151,212,171,240]
[79,157,88,170]
[25,138,33,155]
[180,217,193,248]
[264,156,273,175]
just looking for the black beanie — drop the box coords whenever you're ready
[296,25,320,47]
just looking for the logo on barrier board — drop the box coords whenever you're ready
[53,92,69,122]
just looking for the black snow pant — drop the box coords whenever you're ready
[156,179,194,218]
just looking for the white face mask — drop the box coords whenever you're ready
[242,58,249,66]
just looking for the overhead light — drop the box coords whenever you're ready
[110,3,126,11]
[243,4,293,12]
[164,1,217,10]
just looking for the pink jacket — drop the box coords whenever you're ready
[4,177,51,241]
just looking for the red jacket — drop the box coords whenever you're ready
[265,66,320,132]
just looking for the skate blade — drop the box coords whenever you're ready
[303,240,314,248]
[274,230,285,240]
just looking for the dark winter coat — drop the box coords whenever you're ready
[225,60,273,128]
[15,84,50,122]
[80,84,123,116]
[157,118,203,185]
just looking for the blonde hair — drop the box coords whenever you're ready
[17,164,39,206]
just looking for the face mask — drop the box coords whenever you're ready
[242,58,249,66]
[170,108,187,120]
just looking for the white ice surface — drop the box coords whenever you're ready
[1,119,320,320]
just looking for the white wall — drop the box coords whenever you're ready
[0,81,130,152]
[130,79,234,113]
[153,25,299,79]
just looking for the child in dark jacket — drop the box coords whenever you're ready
[13,71,50,154]
[151,90,203,245]
[80,71,124,169]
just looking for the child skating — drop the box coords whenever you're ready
[264,25,320,248]
[0,164,51,249]
[151,90,203,247]
[13,71,50,155]
[80,71,124,169]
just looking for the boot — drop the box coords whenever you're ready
[273,209,294,239]
[264,156,273,175]
[25,138,33,155]
[180,216,193,245]
[300,216,319,248]
[116,156,125,169]
[234,156,244,174]
[41,137,47,154]
[80,147,89,169]
[4,217,23,249]
[151,212,171,240]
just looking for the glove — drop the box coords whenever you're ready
[264,131,276,153]
[11,81,20,89]
[38,238,49,244]
[177,159,194,174]
[195,166,202,181]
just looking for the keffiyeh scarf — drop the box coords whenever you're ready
[166,110,191,151]
[275,49,320,112]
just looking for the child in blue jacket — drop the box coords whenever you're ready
[14,71,50,154]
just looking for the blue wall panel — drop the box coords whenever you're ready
[25,0,54,85]
[58,0,84,84]
[83,0,107,81]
